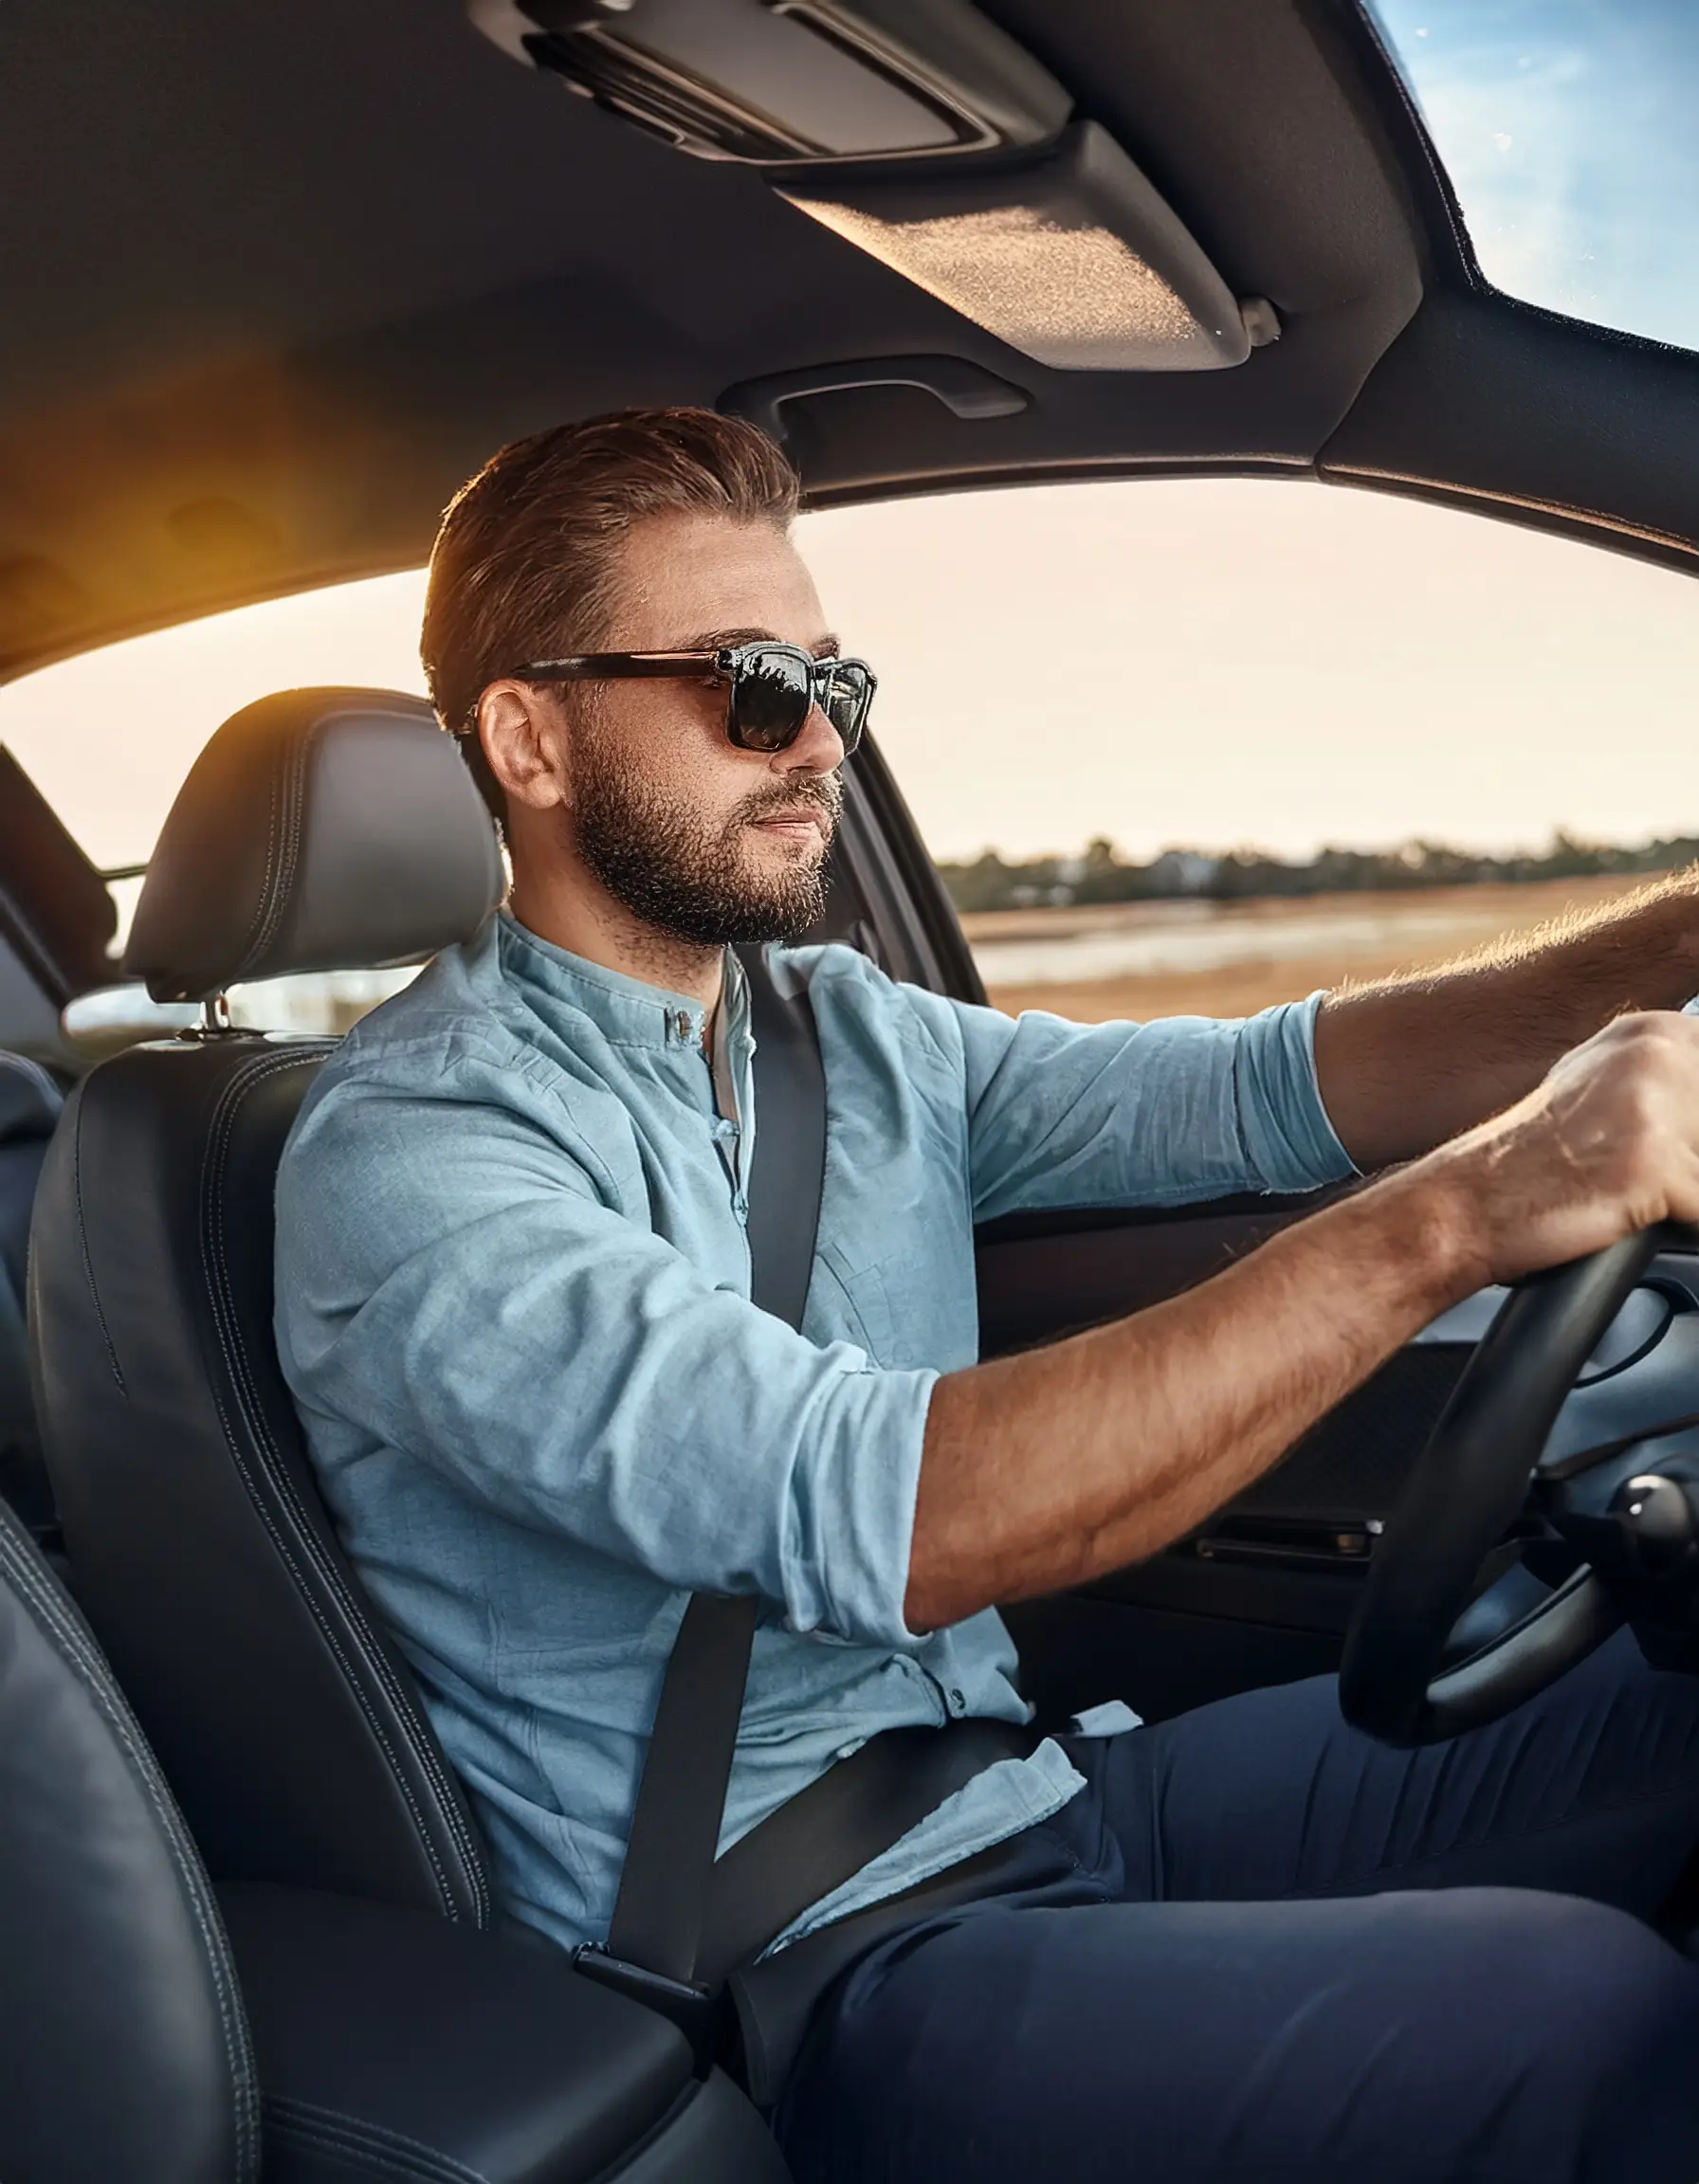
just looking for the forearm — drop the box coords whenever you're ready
[1315,868,1699,1169]
[906,1163,1485,1630]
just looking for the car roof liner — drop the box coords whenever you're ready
[23,0,1693,682]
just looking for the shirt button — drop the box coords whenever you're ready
[949,1687,966,1713]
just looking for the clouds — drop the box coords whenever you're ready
[1373,0,1699,348]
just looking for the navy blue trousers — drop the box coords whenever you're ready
[774,1630,1699,2184]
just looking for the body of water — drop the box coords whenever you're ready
[963,898,1539,988]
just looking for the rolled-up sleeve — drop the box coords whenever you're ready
[1233,989,1359,1192]
[900,983,1356,1221]
[275,1072,934,1654]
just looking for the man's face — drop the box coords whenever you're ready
[500,511,847,949]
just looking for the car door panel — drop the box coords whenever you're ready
[977,1196,1479,1719]
[977,1192,1342,1348]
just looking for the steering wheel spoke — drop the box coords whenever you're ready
[1340,1228,1666,1746]
[1421,1570,1623,1741]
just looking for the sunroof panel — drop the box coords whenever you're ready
[1373,0,1699,354]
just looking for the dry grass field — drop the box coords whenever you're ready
[965,873,1659,1022]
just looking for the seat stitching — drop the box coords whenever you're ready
[0,1509,262,2179]
[198,1046,489,1921]
[267,2094,486,2181]
[69,1092,125,1392]
[238,722,310,980]
[265,2093,487,2184]
[0,1523,259,2168]
[196,1048,461,1917]
[231,751,284,980]
[237,702,437,988]
[206,1056,491,1926]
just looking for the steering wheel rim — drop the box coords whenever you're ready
[1338,1228,1664,1746]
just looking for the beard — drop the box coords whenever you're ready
[570,738,842,948]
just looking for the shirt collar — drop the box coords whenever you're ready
[496,909,749,1053]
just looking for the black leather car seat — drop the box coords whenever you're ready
[26,687,792,2180]
[0,1486,779,2184]
[0,1489,257,2182]
[32,688,502,1920]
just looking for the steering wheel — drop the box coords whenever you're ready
[1338,1227,1675,1747]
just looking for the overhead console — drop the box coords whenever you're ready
[468,0,1277,372]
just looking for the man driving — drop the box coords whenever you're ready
[275,408,1699,2182]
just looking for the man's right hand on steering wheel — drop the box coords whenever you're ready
[1422,1010,1699,1284]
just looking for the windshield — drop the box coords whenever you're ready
[1373,0,1699,354]
[9,480,1699,881]
[7,477,1699,1038]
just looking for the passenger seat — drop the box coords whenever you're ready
[0,1488,779,2183]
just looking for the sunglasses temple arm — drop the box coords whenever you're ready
[517,654,721,683]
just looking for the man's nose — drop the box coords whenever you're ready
[778,699,845,775]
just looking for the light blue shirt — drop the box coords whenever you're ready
[273,912,1353,1955]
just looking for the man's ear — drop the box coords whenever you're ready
[477,681,568,812]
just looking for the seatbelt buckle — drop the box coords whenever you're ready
[572,1943,725,2071]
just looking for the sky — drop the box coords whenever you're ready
[4,472,1699,874]
[1373,0,1699,351]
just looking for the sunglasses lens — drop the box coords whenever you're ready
[728,647,813,753]
[821,662,871,755]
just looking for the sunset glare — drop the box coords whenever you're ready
[3,474,1697,875]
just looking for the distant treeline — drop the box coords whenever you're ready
[940,831,1699,916]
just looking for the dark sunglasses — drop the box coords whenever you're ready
[509,642,875,756]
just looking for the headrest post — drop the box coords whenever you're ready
[181,994,236,1043]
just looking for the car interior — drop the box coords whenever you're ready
[8,1,1699,2177]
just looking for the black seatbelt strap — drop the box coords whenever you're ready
[697,1717,1038,1985]
[580,944,826,2053]
[733,942,828,1334]
[601,1592,761,1988]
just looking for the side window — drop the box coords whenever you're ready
[0,572,435,1042]
[798,480,1699,1022]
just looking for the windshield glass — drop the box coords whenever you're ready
[1373,0,1699,353]
[6,477,1699,1037]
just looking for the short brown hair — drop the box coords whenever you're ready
[421,407,800,820]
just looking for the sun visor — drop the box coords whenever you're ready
[778,124,1270,373]
[471,1,1275,373]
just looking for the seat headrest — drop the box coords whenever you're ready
[125,688,504,1003]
